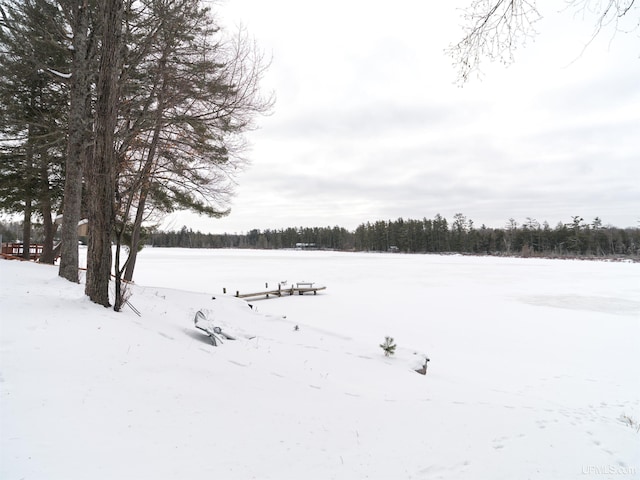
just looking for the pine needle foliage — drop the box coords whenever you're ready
[380,336,397,357]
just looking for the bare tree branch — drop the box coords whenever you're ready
[449,0,638,84]
[447,0,542,84]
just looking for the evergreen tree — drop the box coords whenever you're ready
[0,0,68,262]
[380,336,396,357]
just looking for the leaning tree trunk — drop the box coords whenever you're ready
[122,197,145,282]
[59,0,91,283]
[123,99,165,282]
[123,39,172,283]
[85,0,123,307]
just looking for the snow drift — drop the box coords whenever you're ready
[1,249,639,479]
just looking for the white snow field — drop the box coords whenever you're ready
[1,248,639,480]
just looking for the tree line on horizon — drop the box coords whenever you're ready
[144,214,639,258]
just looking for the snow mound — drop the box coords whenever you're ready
[1,255,639,480]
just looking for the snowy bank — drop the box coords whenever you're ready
[1,251,639,479]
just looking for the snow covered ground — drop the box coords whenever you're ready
[1,248,639,479]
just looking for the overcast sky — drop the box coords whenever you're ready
[165,0,640,233]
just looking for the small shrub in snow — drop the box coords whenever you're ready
[620,414,640,433]
[380,336,396,357]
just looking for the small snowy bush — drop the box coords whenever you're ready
[620,414,640,433]
[380,336,396,357]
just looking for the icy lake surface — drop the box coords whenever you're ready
[132,247,640,349]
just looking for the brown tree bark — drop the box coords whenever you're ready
[21,200,31,260]
[85,0,123,307]
[59,0,91,282]
[38,161,56,265]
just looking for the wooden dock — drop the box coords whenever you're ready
[229,282,326,300]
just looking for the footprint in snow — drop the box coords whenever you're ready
[228,360,249,368]
[492,435,511,450]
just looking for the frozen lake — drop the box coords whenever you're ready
[130,248,640,374]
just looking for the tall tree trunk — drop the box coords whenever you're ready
[39,182,56,264]
[85,0,123,307]
[37,150,56,264]
[22,200,31,260]
[22,124,34,261]
[59,0,90,282]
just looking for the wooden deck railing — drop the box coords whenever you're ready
[1,243,44,260]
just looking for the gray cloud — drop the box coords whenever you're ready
[263,102,463,141]
[170,1,640,234]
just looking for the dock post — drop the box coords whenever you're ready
[223,287,226,294]
[236,291,239,297]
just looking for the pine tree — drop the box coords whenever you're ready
[0,0,68,263]
[380,336,397,357]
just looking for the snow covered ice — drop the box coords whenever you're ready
[1,249,639,479]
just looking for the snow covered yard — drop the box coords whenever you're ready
[1,249,639,479]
